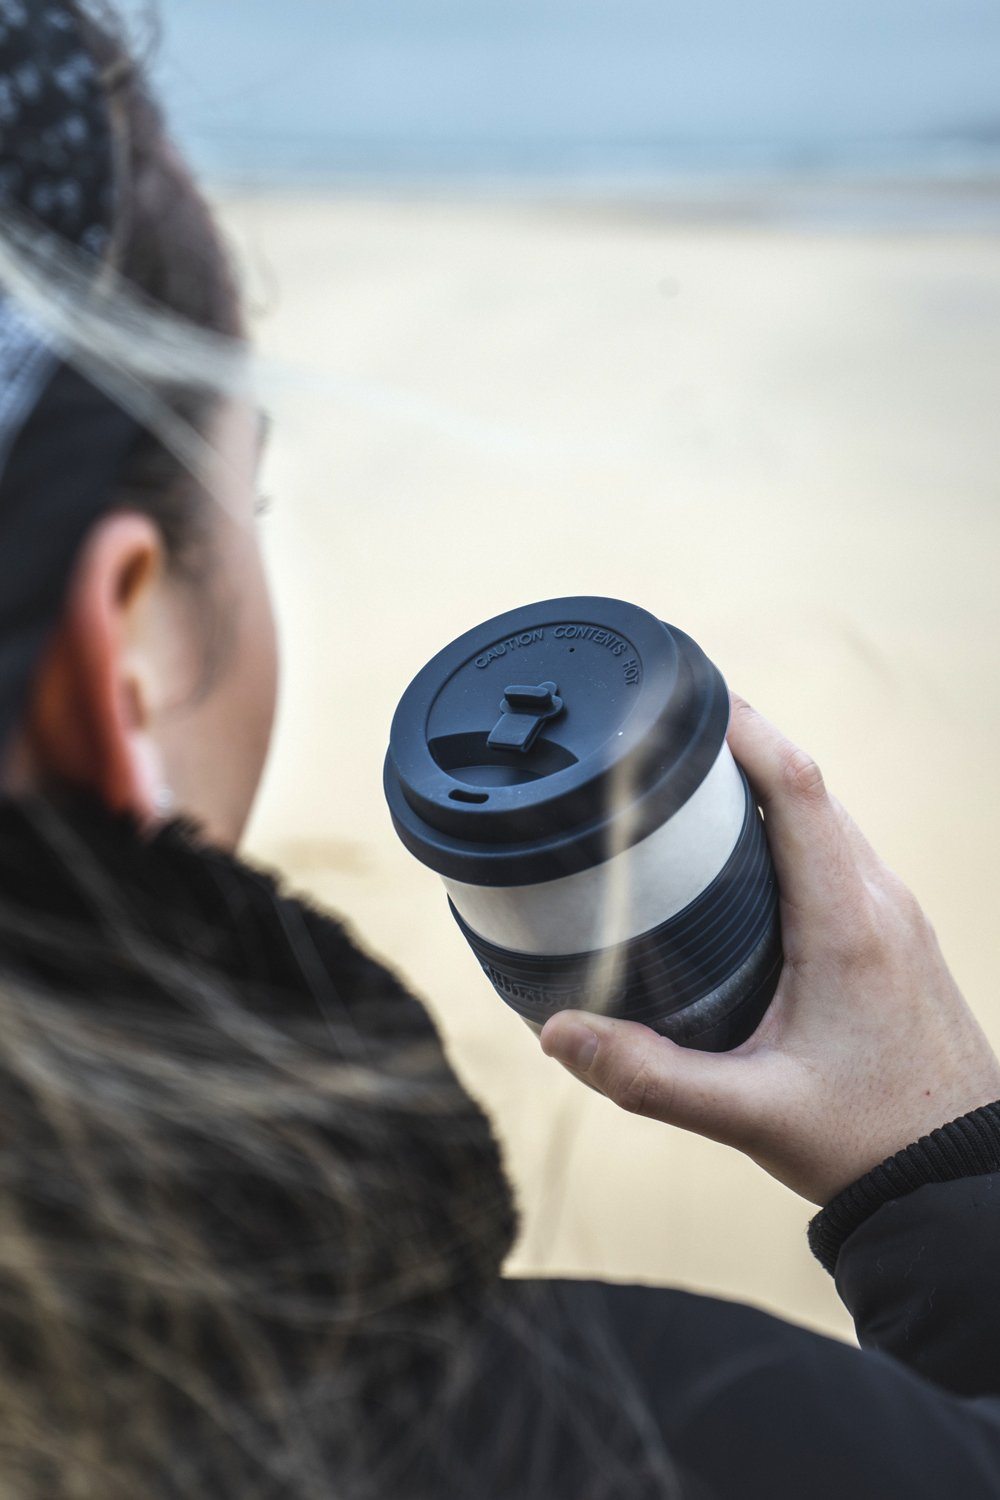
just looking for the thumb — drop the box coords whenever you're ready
[539,1009,763,1143]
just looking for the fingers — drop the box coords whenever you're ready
[830,794,885,883]
[727,694,863,928]
[539,1010,764,1143]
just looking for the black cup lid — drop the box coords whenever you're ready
[383,596,730,887]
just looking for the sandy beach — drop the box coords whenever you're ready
[221,191,1000,1343]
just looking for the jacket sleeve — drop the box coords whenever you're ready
[808,1098,1000,1397]
[833,1176,1000,1397]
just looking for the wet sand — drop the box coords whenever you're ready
[223,192,1000,1342]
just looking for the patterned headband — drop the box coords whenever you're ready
[0,0,140,753]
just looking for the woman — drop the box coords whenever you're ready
[2,5,1000,1497]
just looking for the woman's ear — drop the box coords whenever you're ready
[23,510,175,822]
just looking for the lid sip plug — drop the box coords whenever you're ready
[384,596,783,1051]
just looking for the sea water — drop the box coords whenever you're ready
[138,0,1000,217]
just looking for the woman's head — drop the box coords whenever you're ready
[1,1,278,848]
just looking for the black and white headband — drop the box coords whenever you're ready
[0,0,139,751]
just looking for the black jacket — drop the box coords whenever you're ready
[458,1177,1000,1497]
[1,795,998,1499]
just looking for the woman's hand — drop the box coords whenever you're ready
[539,695,1000,1205]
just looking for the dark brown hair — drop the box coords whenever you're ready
[79,0,244,571]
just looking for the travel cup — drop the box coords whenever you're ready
[383,597,782,1051]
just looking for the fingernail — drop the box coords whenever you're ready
[542,1021,599,1072]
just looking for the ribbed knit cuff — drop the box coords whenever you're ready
[807,1099,1000,1276]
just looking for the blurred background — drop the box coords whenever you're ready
[141,0,1000,1341]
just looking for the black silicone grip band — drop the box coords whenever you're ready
[451,772,782,1048]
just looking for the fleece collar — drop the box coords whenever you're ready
[0,792,518,1316]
